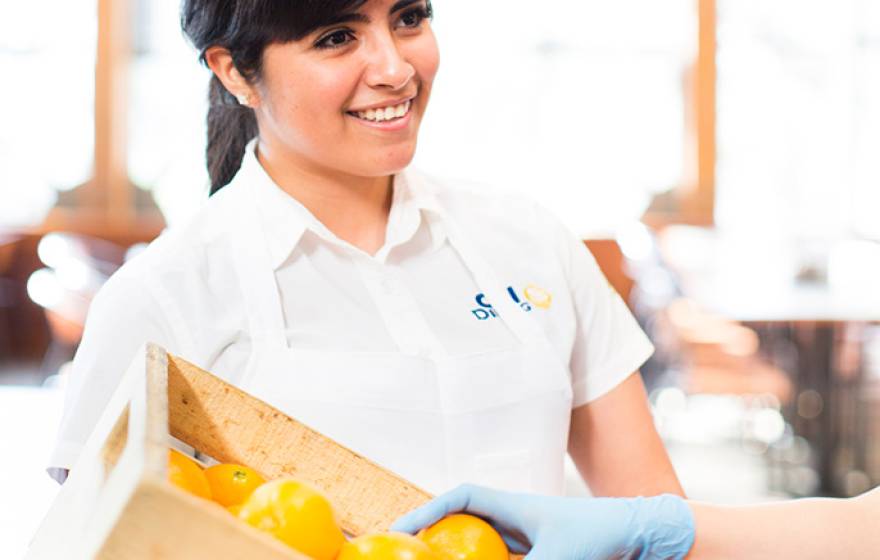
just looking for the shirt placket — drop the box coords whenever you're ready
[354,258,445,359]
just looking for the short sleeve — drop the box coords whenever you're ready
[47,273,179,478]
[558,226,655,408]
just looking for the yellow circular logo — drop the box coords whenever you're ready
[523,284,552,309]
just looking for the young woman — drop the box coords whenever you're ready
[393,482,880,559]
[49,0,682,500]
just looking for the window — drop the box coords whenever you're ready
[0,1,96,227]
[716,0,880,240]
[128,0,211,226]
[414,1,698,237]
[853,1,880,240]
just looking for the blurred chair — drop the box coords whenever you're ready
[27,232,129,375]
[616,222,688,392]
[0,233,22,361]
[620,222,792,404]
[584,239,635,304]
[660,297,793,402]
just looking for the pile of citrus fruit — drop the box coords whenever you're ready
[167,449,509,560]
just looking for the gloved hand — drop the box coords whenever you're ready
[391,484,694,560]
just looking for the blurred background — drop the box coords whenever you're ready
[3,0,880,556]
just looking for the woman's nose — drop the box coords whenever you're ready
[364,33,415,91]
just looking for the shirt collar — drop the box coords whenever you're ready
[386,167,448,257]
[239,139,448,270]
[238,140,308,269]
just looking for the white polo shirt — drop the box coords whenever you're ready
[48,146,654,473]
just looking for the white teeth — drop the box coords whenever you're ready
[355,100,411,122]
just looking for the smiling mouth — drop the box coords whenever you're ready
[347,99,413,123]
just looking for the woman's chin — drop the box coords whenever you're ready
[364,144,419,176]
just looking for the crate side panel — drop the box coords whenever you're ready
[97,477,307,560]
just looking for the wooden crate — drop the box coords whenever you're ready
[28,343,523,559]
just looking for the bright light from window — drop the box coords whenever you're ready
[128,0,211,226]
[0,1,96,226]
[414,1,695,237]
[27,269,63,309]
[716,0,880,241]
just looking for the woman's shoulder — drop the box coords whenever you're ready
[415,171,533,209]
[111,183,248,293]
[413,170,567,250]
[78,181,256,373]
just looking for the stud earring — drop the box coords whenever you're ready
[236,93,251,106]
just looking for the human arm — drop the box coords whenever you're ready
[394,484,880,560]
[47,272,181,483]
[550,212,682,496]
[568,371,685,497]
[686,487,880,559]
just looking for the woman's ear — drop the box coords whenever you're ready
[204,46,260,108]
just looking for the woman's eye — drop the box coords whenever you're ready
[315,29,355,49]
[396,7,430,29]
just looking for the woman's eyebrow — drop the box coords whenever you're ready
[326,11,369,26]
[319,0,422,29]
[390,0,422,14]
[322,0,369,26]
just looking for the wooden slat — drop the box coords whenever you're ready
[166,354,432,536]
[101,405,129,475]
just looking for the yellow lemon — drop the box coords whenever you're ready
[338,532,441,560]
[237,478,344,560]
[418,513,508,560]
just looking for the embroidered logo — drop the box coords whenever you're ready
[471,284,552,320]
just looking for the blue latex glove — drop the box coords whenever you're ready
[391,484,694,560]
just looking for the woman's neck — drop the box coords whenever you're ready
[256,145,393,256]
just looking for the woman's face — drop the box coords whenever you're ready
[254,0,439,178]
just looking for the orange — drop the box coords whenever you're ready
[237,478,344,560]
[204,463,266,507]
[337,532,441,560]
[168,449,212,500]
[418,514,509,560]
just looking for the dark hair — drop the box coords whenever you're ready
[181,0,365,194]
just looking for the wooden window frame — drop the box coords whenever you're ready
[643,0,716,228]
[40,0,165,241]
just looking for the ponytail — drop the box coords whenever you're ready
[206,75,258,195]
